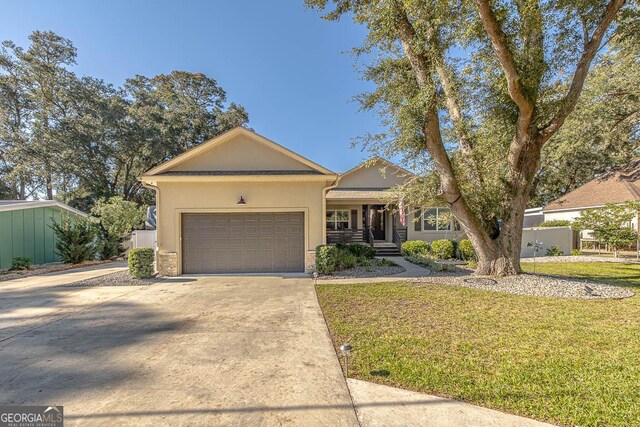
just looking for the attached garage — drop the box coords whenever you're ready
[182,212,305,273]
[140,127,337,276]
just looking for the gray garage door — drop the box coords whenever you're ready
[182,212,305,274]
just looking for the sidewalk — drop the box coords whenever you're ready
[348,379,555,427]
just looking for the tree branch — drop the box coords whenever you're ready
[389,0,494,248]
[474,0,534,122]
[540,0,626,141]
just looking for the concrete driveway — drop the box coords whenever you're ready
[0,265,358,426]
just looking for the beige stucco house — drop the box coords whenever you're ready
[140,127,461,275]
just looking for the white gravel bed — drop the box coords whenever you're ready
[60,270,156,287]
[318,265,405,279]
[521,255,640,264]
[410,271,634,299]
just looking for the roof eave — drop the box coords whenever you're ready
[140,174,338,183]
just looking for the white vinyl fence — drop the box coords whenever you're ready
[131,230,157,250]
[521,226,574,258]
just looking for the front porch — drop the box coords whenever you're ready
[325,202,407,255]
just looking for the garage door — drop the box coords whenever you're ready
[182,212,305,273]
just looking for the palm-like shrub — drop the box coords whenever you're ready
[51,218,98,264]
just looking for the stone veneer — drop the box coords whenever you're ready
[157,251,178,276]
[305,250,316,273]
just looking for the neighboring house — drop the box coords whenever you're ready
[140,127,461,276]
[543,159,640,230]
[0,200,88,269]
[523,207,544,228]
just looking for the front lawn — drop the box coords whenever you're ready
[522,261,640,288]
[316,262,640,426]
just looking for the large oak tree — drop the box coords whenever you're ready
[308,0,635,275]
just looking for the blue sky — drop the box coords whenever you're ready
[0,0,384,172]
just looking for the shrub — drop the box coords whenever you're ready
[375,258,398,267]
[316,245,338,274]
[128,247,155,278]
[358,257,372,267]
[97,225,125,260]
[346,243,376,259]
[51,217,98,264]
[430,239,455,260]
[402,240,430,256]
[405,254,456,272]
[10,257,31,271]
[571,249,582,256]
[336,250,357,270]
[538,219,571,227]
[450,239,460,258]
[545,245,564,256]
[459,239,476,261]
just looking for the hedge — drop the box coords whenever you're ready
[430,239,455,260]
[458,239,476,261]
[316,245,338,274]
[129,247,155,279]
[402,240,431,256]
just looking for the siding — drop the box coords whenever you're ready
[0,206,75,269]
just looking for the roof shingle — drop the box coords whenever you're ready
[544,159,640,211]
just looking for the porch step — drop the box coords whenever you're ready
[375,247,402,257]
[373,242,398,248]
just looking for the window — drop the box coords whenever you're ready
[327,210,350,230]
[422,207,454,231]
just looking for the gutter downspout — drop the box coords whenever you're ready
[322,175,341,245]
[141,179,160,272]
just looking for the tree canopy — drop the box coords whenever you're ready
[0,31,249,210]
[308,0,637,275]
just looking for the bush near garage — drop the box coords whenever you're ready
[402,240,431,256]
[431,239,455,260]
[316,245,339,274]
[129,247,155,279]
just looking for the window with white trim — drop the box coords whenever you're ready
[422,207,454,231]
[327,210,350,230]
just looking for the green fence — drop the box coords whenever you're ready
[0,206,79,269]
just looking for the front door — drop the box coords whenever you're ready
[364,205,385,240]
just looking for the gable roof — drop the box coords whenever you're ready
[143,126,335,177]
[339,157,414,179]
[0,200,88,217]
[544,159,640,212]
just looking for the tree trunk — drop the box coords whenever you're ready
[454,192,528,276]
[473,228,523,276]
[46,173,53,200]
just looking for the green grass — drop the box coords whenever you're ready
[316,262,640,426]
[522,261,640,288]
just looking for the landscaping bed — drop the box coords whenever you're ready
[414,268,633,299]
[0,260,118,282]
[60,270,155,287]
[316,261,640,426]
[317,259,404,279]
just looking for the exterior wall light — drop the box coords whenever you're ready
[237,196,246,205]
[339,343,352,377]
